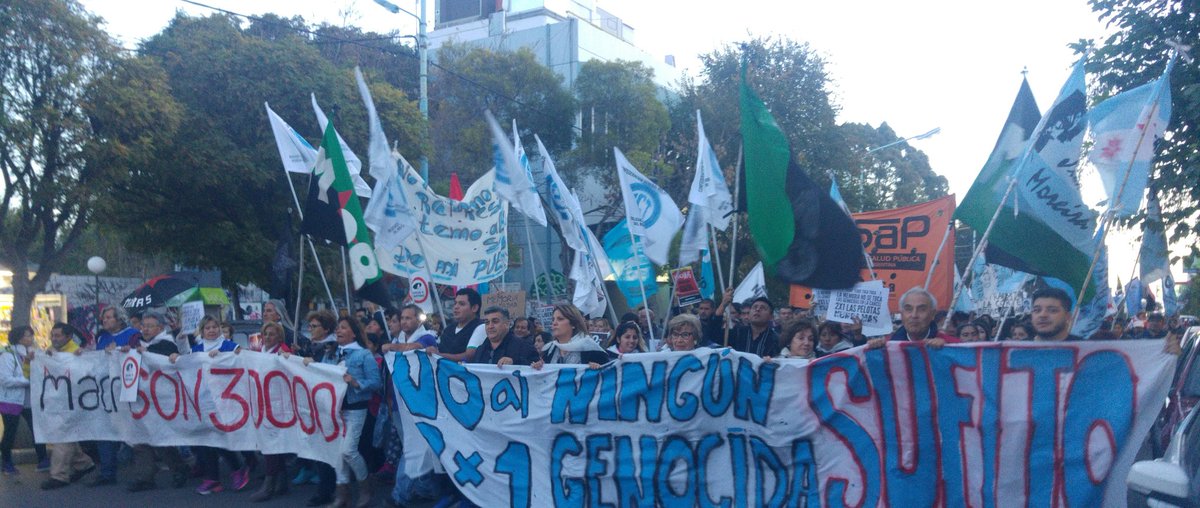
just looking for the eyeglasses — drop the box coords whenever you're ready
[670,330,696,339]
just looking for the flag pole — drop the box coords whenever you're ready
[660,268,675,334]
[724,144,743,347]
[708,224,727,293]
[340,246,352,312]
[627,228,656,345]
[581,229,621,326]
[924,221,954,288]
[276,162,337,309]
[522,216,545,306]
[412,236,446,320]
[294,233,306,335]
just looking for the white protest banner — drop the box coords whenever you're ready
[180,301,205,336]
[377,167,509,286]
[392,341,1173,507]
[824,280,891,337]
[810,288,831,319]
[34,350,348,466]
[118,350,141,403]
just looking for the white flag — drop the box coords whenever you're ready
[486,112,547,226]
[264,103,319,174]
[570,223,613,318]
[311,94,371,197]
[688,110,733,230]
[357,68,418,251]
[614,147,683,266]
[678,208,708,266]
[732,262,767,303]
[537,135,587,252]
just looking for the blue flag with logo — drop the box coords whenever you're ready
[1163,274,1177,316]
[699,248,716,300]
[1125,277,1142,315]
[602,220,657,306]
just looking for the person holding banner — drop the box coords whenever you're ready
[867,287,956,349]
[249,322,292,502]
[665,314,710,351]
[1030,288,1084,342]
[815,321,853,357]
[473,307,539,367]
[381,305,436,353]
[1,326,47,475]
[40,323,96,491]
[428,288,485,363]
[605,322,648,359]
[189,316,248,495]
[539,304,608,368]
[316,316,382,508]
[88,306,142,487]
[126,312,188,492]
[778,320,817,360]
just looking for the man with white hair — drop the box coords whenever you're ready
[867,287,957,349]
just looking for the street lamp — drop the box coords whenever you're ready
[866,127,941,154]
[373,0,430,181]
[87,256,106,338]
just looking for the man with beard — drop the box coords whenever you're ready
[1030,287,1083,341]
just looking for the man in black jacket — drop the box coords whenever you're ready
[472,307,539,367]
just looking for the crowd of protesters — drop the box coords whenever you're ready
[0,283,1188,507]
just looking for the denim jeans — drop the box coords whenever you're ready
[336,409,369,484]
[95,440,120,480]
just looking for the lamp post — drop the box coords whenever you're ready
[373,0,430,180]
[87,256,106,338]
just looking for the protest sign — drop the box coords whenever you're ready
[854,195,955,312]
[377,167,509,287]
[533,305,556,331]
[33,350,348,466]
[392,341,1173,507]
[180,301,205,336]
[483,290,527,320]
[670,267,702,307]
[119,350,141,403]
[824,280,891,336]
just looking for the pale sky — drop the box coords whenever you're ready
[78,0,1189,291]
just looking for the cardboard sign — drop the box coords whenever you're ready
[483,291,527,320]
[671,267,702,307]
[180,301,205,336]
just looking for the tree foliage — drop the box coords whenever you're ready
[0,0,180,327]
[108,13,428,292]
[1084,0,1199,246]
[840,122,948,211]
[429,43,576,184]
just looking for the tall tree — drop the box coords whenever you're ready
[1084,0,1198,246]
[110,13,427,293]
[840,122,947,211]
[0,0,180,328]
[429,43,576,184]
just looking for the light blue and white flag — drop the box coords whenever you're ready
[603,220,657,307]
[1087,57,1174,217]
[486,112,547,227]
[265,103,319,174]
[829,176,852,216]
[537,135,587,252]
[614,147,683,265]
[678,207,708,265]
[1012,59,1098,253]
[570,223,611,318]
[1139,190,1170,284]
[688,111,734,231]
[699,249,716,300]
[357,68,417,251]
[311,94,371,197]
[1053,224,1110,339]
[1125,277,1143,315]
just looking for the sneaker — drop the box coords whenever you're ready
[230,467,250,491]
[195,479,223,495]
[68,464,95,483]
[2,461,17,475]
[36,458,50,472]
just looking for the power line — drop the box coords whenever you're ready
[174,0,584,135]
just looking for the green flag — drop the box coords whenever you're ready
[300,123,391,307]
[739,62,864,289]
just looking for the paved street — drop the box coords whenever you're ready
[0,459,421,508]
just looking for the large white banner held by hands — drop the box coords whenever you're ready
[33,351,348,466]
[393,342,1173,507]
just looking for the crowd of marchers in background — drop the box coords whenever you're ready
[0,285,1186,508]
